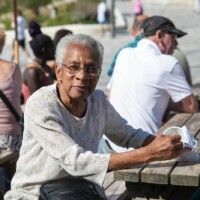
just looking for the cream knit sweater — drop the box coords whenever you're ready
[5,84,149,199]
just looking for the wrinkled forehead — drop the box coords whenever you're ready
[63,43,99,62]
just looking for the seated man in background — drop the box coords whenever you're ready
[108,15,192,87]
[173,47,192,86]
[103,15,198,153]
[107,14,148,77]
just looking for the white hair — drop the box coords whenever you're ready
[55,34,104,68]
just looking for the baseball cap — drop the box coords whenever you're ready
[142,16,187,38]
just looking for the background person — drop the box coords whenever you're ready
[49,29,74,81]
[0,29,22,153]
[11,10,30,61]
[103,16,198,153]
[107,15,192,85]
[0,29,23,194]
[173,47,192,86]
[5,34,186,200]
[53,28,73,47]
[194,0,200,13]
[132,0,143,16]
[97,0,109,35]
[21,33,55,104]
[28,20,43,38]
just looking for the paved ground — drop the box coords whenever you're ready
[2,1,200,92]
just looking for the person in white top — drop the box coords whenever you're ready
[194,0,200,13]
[103,15,198,153]
[97,0,109,35]
[11,10,30,61]
[5,34,186,200]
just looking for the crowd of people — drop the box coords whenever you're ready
[0,2,200,200]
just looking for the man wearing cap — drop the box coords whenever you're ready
[103,15,198,153]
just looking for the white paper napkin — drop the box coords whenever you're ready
[181,125,197,149]
[163,125,197,149]
[163,125,199,161]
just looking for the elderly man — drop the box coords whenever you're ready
[5,34,185,200]
[103,16,198,153]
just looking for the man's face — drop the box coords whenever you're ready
[55,43,100,102]
[160,32,178,55]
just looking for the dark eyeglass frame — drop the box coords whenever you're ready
[57,63,101,77]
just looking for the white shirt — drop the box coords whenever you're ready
[5,84,149,199]
[107,39,192,152]
[13,15,26,40]
[97,2,107,23]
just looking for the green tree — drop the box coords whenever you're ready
[0,0,12,13]
[18,0,52,15]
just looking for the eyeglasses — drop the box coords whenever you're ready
[58,63,101,77]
